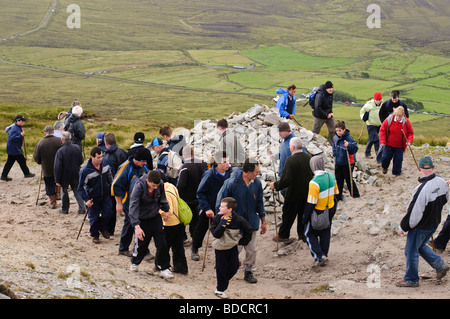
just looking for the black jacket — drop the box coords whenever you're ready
[312,84,334,119]
[54,141,84,187]
[379,99,409,123]
[128,175,170,227]
[176,159,207,205]
[104,144,128,176]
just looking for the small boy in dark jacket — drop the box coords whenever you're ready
[211,197,253,299]
[332,121,360,200]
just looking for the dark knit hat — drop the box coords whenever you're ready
[134,148,148,162]
[324,81,334,89]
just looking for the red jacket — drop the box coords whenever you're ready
[379,114,414,151]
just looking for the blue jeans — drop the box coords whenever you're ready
[404,228,446,284]
[381,145,404,175]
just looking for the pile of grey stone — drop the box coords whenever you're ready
[171,104,336,211]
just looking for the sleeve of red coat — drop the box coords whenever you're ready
[405,119,414,143]
[379,119,388,145]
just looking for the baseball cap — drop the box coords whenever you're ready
[134,132,145,143]
[150,138,163,147]
[15,115,26,122]
[419,156,434,169]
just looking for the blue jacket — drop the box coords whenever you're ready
[78,158,113,202]
[196,165,232,213]
[276,132,294,177]
[111,156,149,211]
[332,129,358,166]
[216,167,266,231]
[6,123,23,156]
[276,88,296,119]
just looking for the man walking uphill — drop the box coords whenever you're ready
[78,146,114,244]
[54,131,85,214]
[396,156,449,287]
[216,158,266,284]
[312,81,335,145]
[33,125,62,208]
[2,115,35,181]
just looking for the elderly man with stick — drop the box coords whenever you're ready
[396,156,449,287]
[33,125,62,208]
[269,137,313,243]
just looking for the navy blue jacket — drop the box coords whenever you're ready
[216,167,266,231]
[196,165,232,214]
[78,158,113,202]
[6,123,24,156]
[332,129,358,166]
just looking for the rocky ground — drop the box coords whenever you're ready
[0,143,449,300]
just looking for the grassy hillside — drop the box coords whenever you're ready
[0,0,448,161]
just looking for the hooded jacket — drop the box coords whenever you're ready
[332,129,358,166]
[312,84,333,119]
[215,167,265,231]
[103,143,128,176]
[276,88,296,119]
[64,114,85,148]
[360,99,382,126]
[128,174,170,227]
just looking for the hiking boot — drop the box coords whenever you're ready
[24,173,35,178]
[118,250,133,257]
[382,168,388,174]
[130,264,139,272]
[436,264,449,281]
[59,209,68,215]
[215,290,229,299]
[101,230,110,239]
[160,269,174,279]
[1,176,12,181]
[272,235,290,243]
[244,271,257,284]
[92,237,100,244]
[49,195,57,209]
[396,279,419,287]
[191,245,200,261]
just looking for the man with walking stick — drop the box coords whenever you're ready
[1,115,35,181]
[78,146,114,244]
[269,137,313,243]
[33,125,62,208]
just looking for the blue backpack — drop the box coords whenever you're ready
[306,87,324,108]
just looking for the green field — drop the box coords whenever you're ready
[0,0,449,161]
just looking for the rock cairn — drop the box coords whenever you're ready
[169,104,336,212]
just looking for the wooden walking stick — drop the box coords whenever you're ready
[35,168,43,205]
[292,117,302,128]
[76,200,92,240]
[345,146,354,197]
[201,217,211,272]
[401,129,419,171]
[357,122,365,144]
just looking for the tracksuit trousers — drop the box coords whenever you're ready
[131,215,170,270]
[215,246,239,292]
